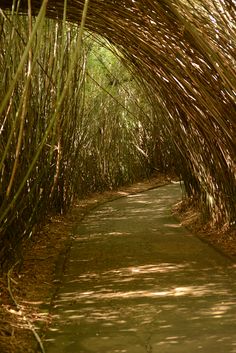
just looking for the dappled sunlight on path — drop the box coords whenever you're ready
[45,184,236,353]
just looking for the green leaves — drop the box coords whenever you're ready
[0,10,158,270]
[0,0,235,269]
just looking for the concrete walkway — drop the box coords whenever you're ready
[45,184,236,353]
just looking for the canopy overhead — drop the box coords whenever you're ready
[1,0,236,226]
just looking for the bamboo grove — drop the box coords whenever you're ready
[0,0,236,270]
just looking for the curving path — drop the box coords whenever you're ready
[45,183,236,353]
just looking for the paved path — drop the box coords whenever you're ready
[45,184,236,353]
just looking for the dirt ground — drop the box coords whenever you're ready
[0,174,235,353]
[173,200,236,261]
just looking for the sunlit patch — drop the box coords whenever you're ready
[117,191,129,196]
[131,268,140,273]
[212,303,231,317]
[109,232,128,236]
[49,328,59,332]
[152,290,170,297]
[57,283,223,304]
[130,200,153,204]
[120,328,137,332]
[127,193,143,198]
[173,286,195,296]
[69,314,85,320]
[21,300,44,305]
[160,325,172,329]
[105,263,188,277]
[164,223,181,228]
[45,185,236,352]
[166,336,179,343]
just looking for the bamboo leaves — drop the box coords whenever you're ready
[0,0,235,269]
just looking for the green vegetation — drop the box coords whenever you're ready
[0,0,235,270]
[0,8,175,270]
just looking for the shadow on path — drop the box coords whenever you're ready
[45,184,236,353]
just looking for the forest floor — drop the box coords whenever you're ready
[0,174,235,353]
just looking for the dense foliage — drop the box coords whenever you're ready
[0,0,235,269]
[0,12,175,269]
